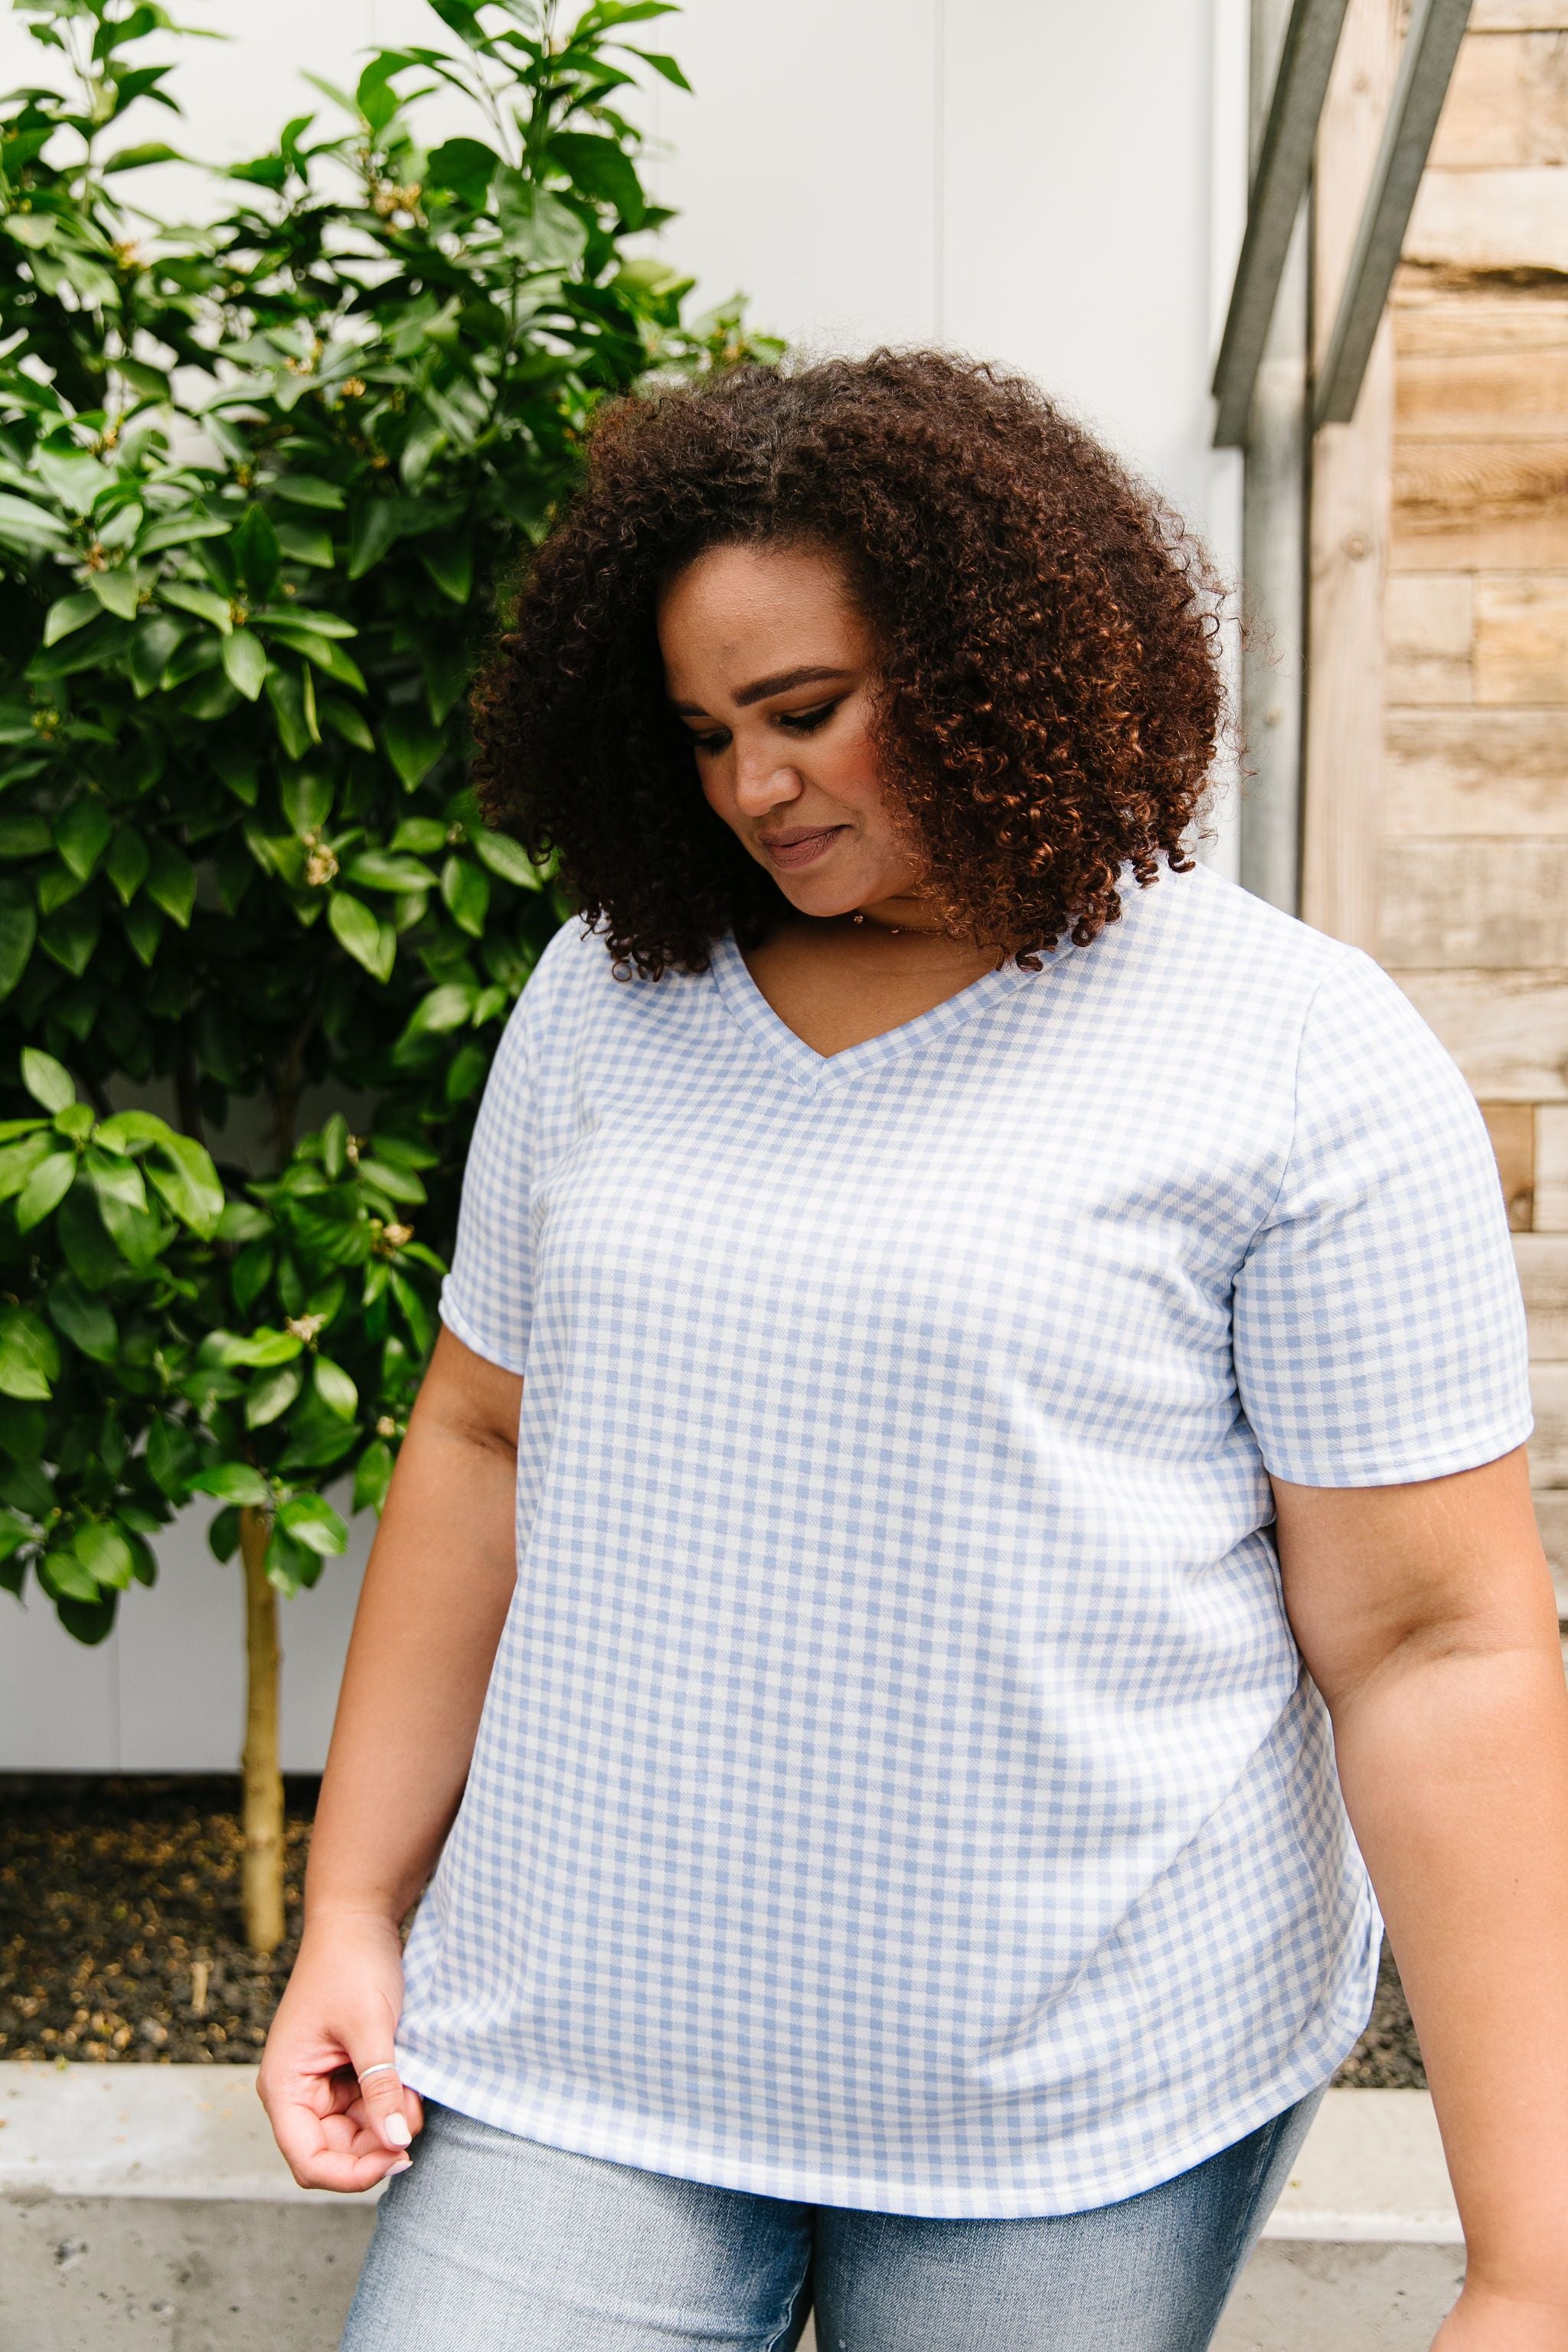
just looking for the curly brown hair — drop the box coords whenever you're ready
[472,350,1225,976]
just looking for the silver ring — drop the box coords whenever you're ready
[356,2062,398,2083]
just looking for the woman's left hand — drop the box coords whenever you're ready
[1433,2285,1568,2349]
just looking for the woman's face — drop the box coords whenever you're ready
[658,541,926,923]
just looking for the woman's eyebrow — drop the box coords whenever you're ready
[671,665,852,716]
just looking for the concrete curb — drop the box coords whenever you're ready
[0,2068,1463,2352]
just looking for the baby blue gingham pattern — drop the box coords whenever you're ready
[397,861,1532,2218]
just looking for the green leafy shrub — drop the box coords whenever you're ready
[0,0,778,1619]
[0,0,780,1942]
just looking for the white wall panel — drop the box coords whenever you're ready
[0,2,1246,1768]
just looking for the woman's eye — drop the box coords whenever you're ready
[777,701,840,735]
[688,729,730,754]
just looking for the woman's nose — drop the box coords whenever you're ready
[732,752,802,813]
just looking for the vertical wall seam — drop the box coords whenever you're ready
[933,0,946,341]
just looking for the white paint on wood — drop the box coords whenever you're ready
[1378,839,1568,967]
[1394,970,1568,1099]
[1387,573,1474,702]
[1475,572,1568,701]
[1302,0,1400,952]
[1538,1103,1568,1225]
[1406,166,1568,273]
[1530,1361,1568,1482]
[1384,709,1568,832]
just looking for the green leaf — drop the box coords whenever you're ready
[206,1503,241,1562]
[41,1549,100,1606]
[418,538,472,604]
[348,498,403,580]
[15,1148,78,1232]
[55,798,113,880]
[231,503,282,599]
[0,881,35,1001]
[48,1272,116,1363]
[204,1327,302,1369]
[103,140,182,171]
[221,627,268,701]
[73,1521,134,1591]
[632,48,694,90]
[244,1362,302,1429]
[274,519,333,568]
[319,697,375,751]
[396,982,474,1048]
[0,1131,53,1202]
[424,135,498,207]
[94,1110,170,1155]
[148,1418,199,1501]
[188,1461,271,1507]
[273,476,346,511]
[0,815,51,859]
[159,580,233,635]
[328,889,395,982]
[40,894,100,977]
[266,666,317,760]
[145,1133,225,1237]
[129,612,187,696]
[104,828,150,905]
[122,897,163,966]
[44,593,101,647]
[145,836,197,926]
[21,1047,74,1114]
[470,828,542,889]
[0,1306,60,1401]
[345,849,435,895]
[88,567,140,622]
[441,853,489,937]
[312,1355,358,1419]
[382,714,445,792]
[0,493,67,551]
[277,1488,348,1555]
[352,1436,394,1514]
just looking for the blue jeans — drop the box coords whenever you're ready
[340,2086,1325,2350]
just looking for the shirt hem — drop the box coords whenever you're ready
[394,2010,1366,2222]
[436,1290,529,1377]
[1262,1408,1534,1492]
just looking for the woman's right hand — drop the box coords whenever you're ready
[258,1910,424,2193]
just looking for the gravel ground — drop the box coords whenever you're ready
[0,1775,1426,2084]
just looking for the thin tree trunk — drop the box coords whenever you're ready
[239,1506,286,1957]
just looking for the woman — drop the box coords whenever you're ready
[261,354,1568,2351]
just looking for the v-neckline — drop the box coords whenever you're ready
[707,927,1054,1090]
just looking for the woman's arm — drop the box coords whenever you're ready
[1274,1443,1568,2348]
[258,1325,522,2191]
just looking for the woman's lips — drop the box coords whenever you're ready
[760,826,846,870]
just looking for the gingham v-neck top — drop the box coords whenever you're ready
[395,859,1531,2218]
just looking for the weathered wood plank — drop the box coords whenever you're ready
[1530,1362,1568,1483]
[1396,350,1568,438]
[1517,1231,1568,1351]
[1394,970,1568,1097]
[1428,31,1568,169]
[1472,3,1568,29]
[1387,573,1472,701]
[1384,709,1568,832]
[1484,1099,1537,1227]
[1393,441,1568,568]
[1406,167,1568,275]
[1475,572,1568,699]
[1304,0,1399,952]
[1393,289,1568,356]
[1538,1102,1568,1225]
[1379,839,1568,966]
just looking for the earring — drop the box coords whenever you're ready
[851,912,864,925]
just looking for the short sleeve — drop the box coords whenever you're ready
[1233,948,1532,1487]
[439,992,535,1375]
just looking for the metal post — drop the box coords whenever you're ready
[1238,0,1308,913]
[1213,0,1351,447]
[1314,0,1472,423]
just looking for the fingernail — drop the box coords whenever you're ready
[383,2115,410,2148]
[387,2155,412,2175]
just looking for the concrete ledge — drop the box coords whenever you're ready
[0,2068,1462,2352]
